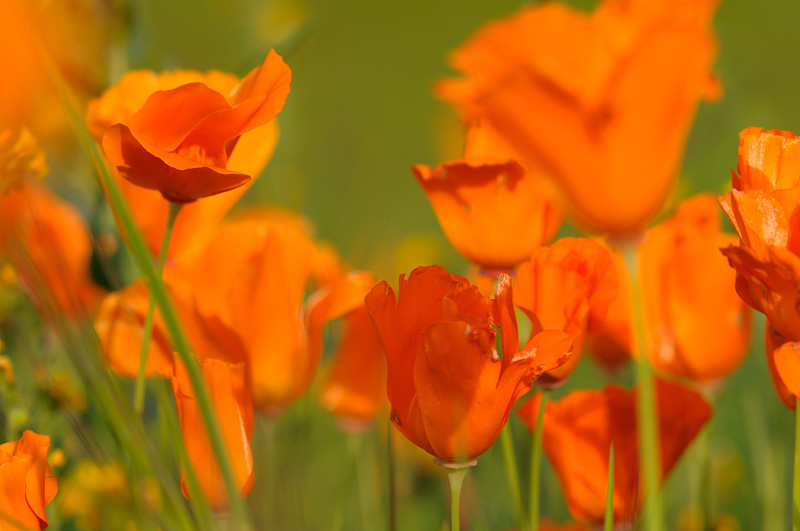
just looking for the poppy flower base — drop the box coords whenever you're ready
[434,457,478,469]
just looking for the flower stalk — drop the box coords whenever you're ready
[530,389,550,531]
[605,444,615,531]
[500,425,528,531]
[435,459,475,531]
[794,398,800,530]
[620,239,664,531]
[134,201,182,416]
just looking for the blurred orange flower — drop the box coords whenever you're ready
[365,266,572,461]
[187,213,374,414]
[438,0,720,235]
[0,430,59,530]
[0,182,104,316]
[590,195,751,382]
[513,237,615,386]
[0,0,108,136]
[94,276,246,379]
[96,210,373,415]
[412,120,562,269]
[87,69,280,261]
[171,357,254,511]
[517,379,712,524]
[98,50,290,203]
[319,306,388,432]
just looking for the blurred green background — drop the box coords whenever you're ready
[40,0,800,528]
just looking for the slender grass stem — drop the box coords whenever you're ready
[134,202,181,416]
[620,239,664,531]
[500,425,528,531]
[605,444,615,531]
[530,389,550,531]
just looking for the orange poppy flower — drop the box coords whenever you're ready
[412,120,562,269]
[589,195,751,382]
[719,128,800,344]
[319,306,388,432]
[0,430,59,530]
[99,50,290,203]
[365,266,572,461]
[0,182,104,316]
[171,357,254,511]
[87,69,280,261]
[437,0,720,235]
[184,212,374,414]
[94,274,247,379]
[513,237,615,386]
[517,379,712,524]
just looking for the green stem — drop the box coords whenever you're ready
[446,467,469,531]
[500,425,528,531]
[794,398,800,530]
[348,433,372,530]
[134,202,181,416]
[387,422,397,531]
[529,389,549,531]
[260,417,278,527]
[605,444,615,531]
[50,70,254,529]
[621,239,664,531]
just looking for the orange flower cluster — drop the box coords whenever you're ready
[438,0,721,235]
[720,127,800,407]
[517,379,712,524]
[590,194,751,382]
[0,430,58,530]
[365,266,572,462]
[96,211,374,506]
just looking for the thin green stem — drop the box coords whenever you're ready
[348,433,372,530]
[446,467,469,531]
[794,398,800,530]
[49,68,253,529]
[621,239,664,531]
[134,202,181,416]
[605,444,615,531]
[260,417,278,527]
[529,389,550,531]
[387,422,397,531]
[500,425,528,531]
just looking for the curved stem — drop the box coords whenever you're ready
[134,202,181,416]
[446,467,469,531]
[620,239,664,531]
[529,389,550,531]
[500,425,528,531]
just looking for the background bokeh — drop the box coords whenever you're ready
[12,0,800,528]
